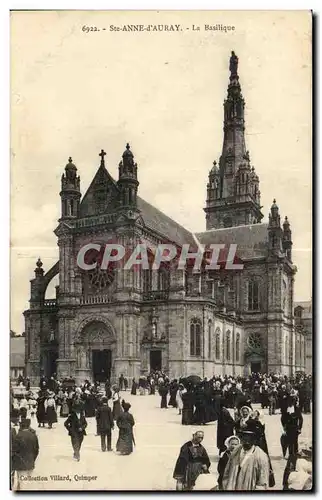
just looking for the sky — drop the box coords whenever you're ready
[10,10,312,333]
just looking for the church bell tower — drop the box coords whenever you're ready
[204,51,264,229]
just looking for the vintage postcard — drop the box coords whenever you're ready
[10,10,312,491]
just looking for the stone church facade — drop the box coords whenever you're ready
[24,52,307,386]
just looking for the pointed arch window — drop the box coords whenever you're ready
[185,267,194,295]
[296,339,300,365]
[208,320,212,358]
[158,266,170,291]
[236,333,240,362]
[285,336,289,364]
[248,280,259,311]
[215,328,221,360]
[190,318,202,356]
[143,269,153,294]
[226,330,231,361]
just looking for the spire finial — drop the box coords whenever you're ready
[99,149,106,166]
[35,257,44,278]
[126,143,130,150]
[68,157,72,163]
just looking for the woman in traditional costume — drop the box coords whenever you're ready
[112,386,122,421]
[217,402,236,454]
[116,402,135,455]
[217,435,240,490]
[176,384,184,415]
[181,387,194,425]
[131,378,137,395]
[45,391,58,429]
[36,390,47,428]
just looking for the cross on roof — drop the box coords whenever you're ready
[99,149,106,164]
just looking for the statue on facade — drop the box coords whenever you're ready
[78,347,87,368]
[229,51,238,75]
[152,322,157,340]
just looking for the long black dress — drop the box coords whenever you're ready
[36,392,47,426]
[181,391,194,425]
[193,386,207,424]
[116,411,135,455]
[216,407,235,453]
[217,450,230,490]
[168,381,178,407]
[131,379,137,395]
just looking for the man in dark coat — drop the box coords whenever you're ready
[12,418,39,491]
[217,403,235,454]
[96,396,114,452]
[281,400,303,456]
[64,400,87,461]
[173,431,211,491]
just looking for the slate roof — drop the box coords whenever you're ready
[10,337,25,368]
[195,223,269,259]
[137,197,195,247]
[294,301,312,312]
[79,166,195,246]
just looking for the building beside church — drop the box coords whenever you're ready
[24,52,307,386]
[10,335,25,381]
[294,300,312,374]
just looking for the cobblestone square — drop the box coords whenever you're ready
[16,392,312,491]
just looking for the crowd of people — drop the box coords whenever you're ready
[10,375,136,490]
[10,370,312,491]
[168,372,312,491]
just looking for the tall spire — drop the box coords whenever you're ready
[204,51,263,229]
[221,50,246,188]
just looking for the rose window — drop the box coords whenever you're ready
[88,267,115,293]
[81,246,116,295]
[247,333,261,350]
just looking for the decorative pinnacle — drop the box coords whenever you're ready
[273,198,276,204]
[99,149,106,166]
[36,257,43,268]
[229,51,238,76]
[126,143,130,150]
[68,157,73,163]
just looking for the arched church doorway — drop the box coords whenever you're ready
[92,349,112,382]
[75,320,116,383]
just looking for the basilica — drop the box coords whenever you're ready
[24,52,307,386]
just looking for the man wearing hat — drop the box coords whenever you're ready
[222,430,270,491]
[11,418,39,491]
[64,399,87,461]
[96,396,114,452]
